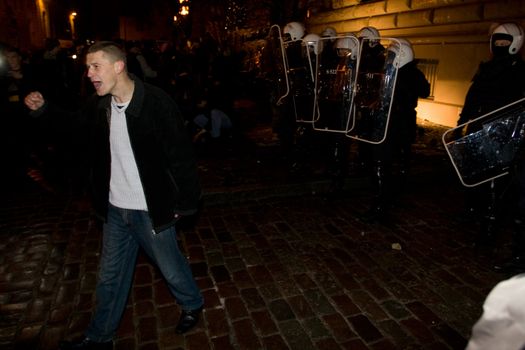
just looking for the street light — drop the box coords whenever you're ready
[174,0,189,23]
[69,11,77,39]
[179,0,189,16]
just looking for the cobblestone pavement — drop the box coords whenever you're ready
[0,123,514,350]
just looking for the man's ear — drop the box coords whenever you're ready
[114,60,125,74]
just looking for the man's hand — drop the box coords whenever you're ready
[24,91,45,111]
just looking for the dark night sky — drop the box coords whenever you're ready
[66,0,176,40]
[72,0,123,40]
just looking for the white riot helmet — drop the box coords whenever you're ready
[335,36,359,59]
[358,26,380,48]
[321,26,337,38]
[387,38,414,68]
[303,33,323,55]
[283,22,305,41]
[490,22,524,55]
[357,26,380,40]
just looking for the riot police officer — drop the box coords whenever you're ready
[354,27,386,172]
[318,35,359,195]
[362,38,430,223]
[274,22,306,159]
[457,23,525,260]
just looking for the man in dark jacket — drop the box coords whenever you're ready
[25,41,203,349]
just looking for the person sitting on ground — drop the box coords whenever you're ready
[192,99,233,144]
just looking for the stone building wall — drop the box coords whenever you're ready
[0,0,48,51]
[304,0,525,126]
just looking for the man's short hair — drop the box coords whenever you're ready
[87,41,127,64]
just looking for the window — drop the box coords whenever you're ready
[417,59,439,99]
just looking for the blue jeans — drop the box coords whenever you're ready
[85,204,203,342]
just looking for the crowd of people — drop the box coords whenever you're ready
[0,35,246,191]
[271,23,431,223]
[269,22,525,275]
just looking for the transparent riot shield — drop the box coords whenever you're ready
[442,97,525,187]
[285,37,317,123]
[346,37,400,144]
[265,25,290,106]
[313,35,360,133]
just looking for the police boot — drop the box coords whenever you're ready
[474,182,498,250]
[326,140,347,198]
[475,214,498,249]
[361,162,389,223]
[493,218,525,273]
[396,147,411,196]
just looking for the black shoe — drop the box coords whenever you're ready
[360,207,388,224]
[59,337,113,350]
[175,307,203,334]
